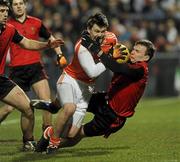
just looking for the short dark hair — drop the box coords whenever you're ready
[0,0,10,7]
[9,0,26,6]
[135,39,156,62]
[86,12,109,29]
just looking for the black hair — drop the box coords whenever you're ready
[0,0,10,7]
[135,39,156,62]
[86,12,109,29]
[9,0,27,6]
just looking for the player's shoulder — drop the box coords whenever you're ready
[75,39,82,50]
[4,23,16,35]
[7,17,16,24]
[6,23,15,29]
[134,61,148,73]
[129,61,148,70]
[26,15,42,23]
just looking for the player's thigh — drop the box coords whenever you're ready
[83,104,118,137]
[87,92,107,113]
[1,104,14,113]
[0,104,14,117]
[2,85,30,114]
[56,73,78,105]
[32,79,51,100]
[56,72,91,106]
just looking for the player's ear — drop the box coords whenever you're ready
[144,55,149,61]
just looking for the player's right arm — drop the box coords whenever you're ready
[19,37,64,50]
[78,45,106,78]
[12,29,64,50]
[39,23,67,66]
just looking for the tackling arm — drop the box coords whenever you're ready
[18,37,64,50]
[100,54,144,80]
[49,35,63,54]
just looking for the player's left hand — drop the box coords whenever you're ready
[48,39,64,48]
[56,54,67,68]
[113,43,130,63]
[81,30,102,54]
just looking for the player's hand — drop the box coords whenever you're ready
[113,43,130,61]
[48,39,64,48]
[119,45,129,60]
[56,54,67,68]
[81,30,102,54]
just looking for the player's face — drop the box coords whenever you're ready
[88,24,107,41]
[11,0,26,18]
[0,5,9,25]
[130,44,149,63]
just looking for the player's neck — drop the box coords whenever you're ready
[16,13,26,23]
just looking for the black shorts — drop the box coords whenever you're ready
[84,93,126,137]
[0,75,16,99]
[9,62,48,92]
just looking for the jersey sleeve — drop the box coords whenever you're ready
[12,29,23,43]
[78,45,106,78]
[100,54,144,80]
[39,23,51,39]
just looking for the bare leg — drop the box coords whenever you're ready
[60,126,86,148]
[53,103,76,139]
[2,85,34,140]
[60,136,83,148]
[0,105,14,123]
[32,79,52,130]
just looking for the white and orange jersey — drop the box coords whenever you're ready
[64,39,106,83]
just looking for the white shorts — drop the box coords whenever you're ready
[56,72,94,129]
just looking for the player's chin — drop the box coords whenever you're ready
[2,20,7,24]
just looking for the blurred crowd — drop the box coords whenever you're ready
[25,0,180,61]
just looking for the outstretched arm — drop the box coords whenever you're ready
[100,54,144,80]
[49,35,63,54]
[49,35,67,67]
[18,36,64,50]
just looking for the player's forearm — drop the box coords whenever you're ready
[19,37,49,50]
[49,35,63,55]
[100,54,144,79]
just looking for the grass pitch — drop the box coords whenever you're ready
[0,97,180,162]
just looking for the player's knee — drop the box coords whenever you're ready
[4,106,14,114]
[67,132,76,138]
[63,103,76,117]
[67,126,80,138]
[23,107,34,119]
